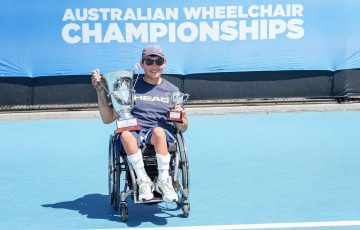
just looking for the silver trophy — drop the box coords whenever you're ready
[103,70,140,132]
[167,92,189,123]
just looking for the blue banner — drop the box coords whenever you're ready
[1,0,360,77]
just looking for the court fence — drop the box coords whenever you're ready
[1,69,360,112]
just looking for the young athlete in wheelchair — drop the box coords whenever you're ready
[91,45,190,221]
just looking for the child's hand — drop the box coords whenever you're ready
[91,69,104,92]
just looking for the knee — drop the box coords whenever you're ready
[152,127,166,141]
[120,131,133,143]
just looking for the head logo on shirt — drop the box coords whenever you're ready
[133,95,170,103]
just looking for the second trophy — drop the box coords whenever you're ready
[167,92,189,123]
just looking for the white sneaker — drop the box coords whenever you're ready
[137,177,154,201]
[155,176,179,202]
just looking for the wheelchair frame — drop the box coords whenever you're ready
[108,129,190,222]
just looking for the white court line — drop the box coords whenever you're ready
[89,220,360,230]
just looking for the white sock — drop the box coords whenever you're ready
[156,153,170,180]
[127,149,147,180]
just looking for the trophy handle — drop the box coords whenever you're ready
[134,63,141,73]
[165,92,172,104]
[183,93,190,102]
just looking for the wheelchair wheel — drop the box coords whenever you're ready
[120,203,128,222]
[108,135,120,210]
[175,132,190,217]
[182,203,190,218]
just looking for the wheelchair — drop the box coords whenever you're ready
[108,128,190,222]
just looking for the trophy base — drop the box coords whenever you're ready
[115,118,141,133]
[167,111,183,123]
[115,125,141,133]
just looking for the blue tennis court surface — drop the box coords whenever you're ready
[1,111,360,229]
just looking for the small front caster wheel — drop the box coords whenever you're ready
[182,204,190,218]
[120,204,128,222]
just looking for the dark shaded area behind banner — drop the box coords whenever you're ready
[1,69,360,108]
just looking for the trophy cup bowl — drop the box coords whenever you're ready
[167,92,189,123]
[103,70,141,133]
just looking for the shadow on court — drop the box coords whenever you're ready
[41,193,183,227]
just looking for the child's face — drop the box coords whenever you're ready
[141,55,166,80]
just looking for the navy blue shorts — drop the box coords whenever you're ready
[116,127,177,151]
[132,127,177,148]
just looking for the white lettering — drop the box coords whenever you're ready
[239,20,259,40]
[82,23,102,43]
[220,20,238,41]
[226,6,238,19]
[199,21,219,41]
[149,23,168,42]
[268,19,287,39]
[248,5,260,18]
[76,8,88,21]
[123,8,136,20]
[292,4,303,17]
[183,7,202,20]
[126,23,148,42]
[62,4,305,44]
[98,8,111,20]
[153,8,166,20]
[168,22,177,42]
[177,22,198,43]
[287,19,304,39]
[88,8,99,21]
[215,6,226,19]
[110,8,122,20]
[63,9,76,21]
[273,5,286,17]
[62,23,81,43]
[260,5,272,17]
[103,23,125,43]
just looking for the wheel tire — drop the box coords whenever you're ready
[113,162,121,210]
[108,135,115,206]
[176,132,189,202]
[120,205,128,222]
[182,204,190,218]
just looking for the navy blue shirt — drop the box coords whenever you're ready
[131,76,179,132]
